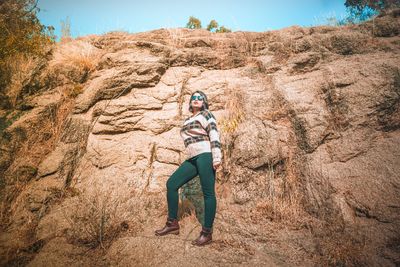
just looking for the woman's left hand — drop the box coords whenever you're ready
[213,162,221,170]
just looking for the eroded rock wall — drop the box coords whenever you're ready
[1,10,399,266]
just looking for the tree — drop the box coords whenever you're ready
[345,0,400,14]
[0,0,55,106]
[339,0,399,25]
[186,16,202,29]
[216,26,232,33]
[207,19,219,32]
[206,19,232,33]
[0,0,54,61]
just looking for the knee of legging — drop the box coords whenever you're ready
[166,178,177,191]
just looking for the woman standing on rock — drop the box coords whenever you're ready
[155,90,222,246]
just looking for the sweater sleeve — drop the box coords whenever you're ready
[200,110,222,164]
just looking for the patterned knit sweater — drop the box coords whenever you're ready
[180,109,222,164]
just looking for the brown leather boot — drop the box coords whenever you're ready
[155,218,180,236]
[191,226,212,246]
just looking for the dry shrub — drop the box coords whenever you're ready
[219,86,245,182]
[9,99,74,169]
[65,83,84,98]
[177,198,196,219]
[51,40,101,72]
[251,196,303,224]
[5,54,39,108]
[63,188,127,249]
[178,211,202,237]
[167,28,186,48]
[250,151,306,226]
[47,40,102,85]
[0,0,55,103]
[0,178,28,229]
[0,97,74,227]
[218,85,305,225]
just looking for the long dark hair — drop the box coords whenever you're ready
[189,90,209,113]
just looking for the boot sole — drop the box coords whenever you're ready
[155,229,180,236]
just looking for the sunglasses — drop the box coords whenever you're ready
[191,95,204,101]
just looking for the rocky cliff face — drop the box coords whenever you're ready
[1,10,399,266]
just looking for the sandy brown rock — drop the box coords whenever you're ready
[1,11,400,266]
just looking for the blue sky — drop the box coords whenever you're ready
[37,0,348,40]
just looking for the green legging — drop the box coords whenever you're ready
[166,152,216,229]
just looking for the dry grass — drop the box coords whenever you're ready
[9,100,74,169]
[177,198,196,219]
[63,188,127,249]
[0,97,74,227]
[251,196,303,224]
[243,82,305,225]
[50,40,102,74]
[178,211,203,238]
[249,150,306,226]
[59,182,168,249]
[5,54,39,108]
[216,81,306,226]
[0,38,101,246]
[167,28,186,48]
[218,86,245,183]
[65,83,84,98]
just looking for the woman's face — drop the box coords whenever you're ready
[190,93,204,110]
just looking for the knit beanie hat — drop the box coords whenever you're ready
[189,90,209,112]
